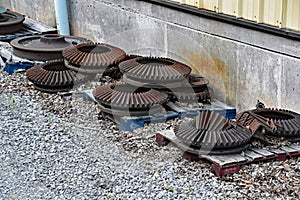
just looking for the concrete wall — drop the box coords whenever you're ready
[1,0,300,112]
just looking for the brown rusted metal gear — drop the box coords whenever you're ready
[26,60,90,93]
[93,82,168,116]
[252,108,300,138]
[62,43,126,74]
[10,34,90,61]
[175,111,251,154]
[102,54,142,80]
[169,74,211,103]
[0,10,24,34]
[236,110,278,135]
[119,57,192,88]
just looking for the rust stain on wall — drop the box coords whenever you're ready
[184,52,235,105]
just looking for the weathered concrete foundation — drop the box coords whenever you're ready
[2,0,300,112]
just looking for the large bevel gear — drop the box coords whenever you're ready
[170,74,211,103]
[0,10,24,34]
[119,57,191,88]
[10,34,91,61]
[62,43,126,74]
[93,82,168,116]
[26,60,90,93]
[175,111,251,154]
[252,108,300,138]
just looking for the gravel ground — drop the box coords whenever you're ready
[0,71,300,199]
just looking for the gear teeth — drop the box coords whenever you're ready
[26,60,90,93]
[251,108,300,138]
[62,43,126,73]
[93,82,168,116]
[119,56,191,88]
[175,111,251,154]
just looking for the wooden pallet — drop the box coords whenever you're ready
[0,17,57,41]
[156,130,300,176]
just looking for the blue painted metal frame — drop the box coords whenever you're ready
[119,101,236,131]
[4,62,35,74]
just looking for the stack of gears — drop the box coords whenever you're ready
[119,56,211,104]
[93,56,212,118]
[18,35,211,118]
[21,40,126,93]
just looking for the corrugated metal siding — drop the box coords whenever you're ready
[172,0,300,31]
[219,0,239,16]
[262,0,283,27]
[241,0,263,23]
[285,0,300,31]
[200,0,219,12]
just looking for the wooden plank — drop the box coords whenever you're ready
[249,148,274,157]
[212,164,240,176]
[243,150,263,160]
[202,154,247,167]
[280,146,299,153]
[288,144,300,151]
[269,148,286,155]
[202,155,237,166]
[159,130,177,140]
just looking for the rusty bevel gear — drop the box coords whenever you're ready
[0,10,24,34]
[93,82,168,116]
[175,111,251,154]
[236,110,278,135]
[26,60,90,93]
[169,74,211,103]
[252,108,300,138]
[102,54,142,80]
[11,34,91,61]
[119,57,192,88]
[62,43,126,74]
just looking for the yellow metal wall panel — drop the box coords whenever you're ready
[219,0,239,16]
[200,0,219,12]
[285,0,300,31]
[241,0,263,23]
[184,0,198,7]
[170,0,300,32]
[262,0,283,27]
[194,0,200,8]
